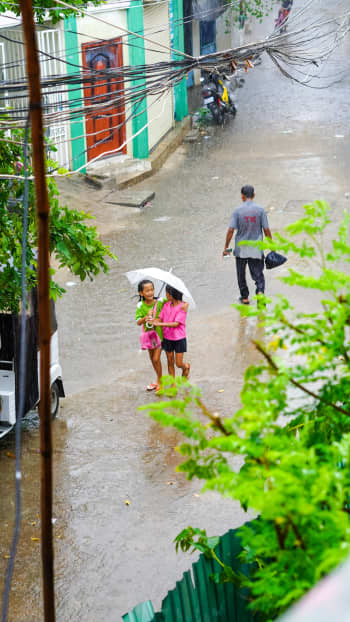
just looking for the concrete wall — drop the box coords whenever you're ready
[216,9,242,53]
[186,10,245,93]
[192,20,201,86]
[189,12,242,88]
[144,2,174,151]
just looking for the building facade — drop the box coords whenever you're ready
[0,0,188,171]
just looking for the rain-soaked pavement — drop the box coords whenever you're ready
[1,1,350,619]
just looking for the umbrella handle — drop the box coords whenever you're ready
[157,281,166,299]
[156,267,173,299]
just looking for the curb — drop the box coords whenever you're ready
[116,116,191,190]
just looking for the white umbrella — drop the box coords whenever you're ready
[125,267,196,309]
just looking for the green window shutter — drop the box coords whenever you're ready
[64,15,86,172]
[170,0,188,121]
[127,1,149,159]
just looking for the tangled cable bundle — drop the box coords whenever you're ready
[0,0,348,171]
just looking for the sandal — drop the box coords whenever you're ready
[182,363,191,379]
[239,297,249,305]
[146,383,158,391]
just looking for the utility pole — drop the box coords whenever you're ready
[18,0,55,620]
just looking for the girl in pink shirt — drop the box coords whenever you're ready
[153,285,190,379]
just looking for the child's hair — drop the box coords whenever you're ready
[138,279,154,301]
[166,284,183,301]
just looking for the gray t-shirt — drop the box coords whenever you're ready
[229,201,269,259]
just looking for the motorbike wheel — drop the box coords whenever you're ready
[210,104,224,126]
[230,104,237,117]
[51,381,60,419]
[217,108,224,125]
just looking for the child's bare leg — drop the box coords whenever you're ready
[175,352,190,378]
[148,348,162,384]
[166,351,175,377]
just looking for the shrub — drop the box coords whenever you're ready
[141,201,350,620]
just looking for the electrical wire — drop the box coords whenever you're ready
[0,0,244,80]
[0,0,240,75]
[0,89,170,178]
[0,0,347,84]
[0,0,341,96]
[0,0,348,167]
[54,0,192,58]
[0,1,349,618]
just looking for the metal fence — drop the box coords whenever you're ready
[123,525,259,622]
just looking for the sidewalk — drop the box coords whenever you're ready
[85,116,191,190]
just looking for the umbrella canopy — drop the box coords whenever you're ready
[125,267,196,309]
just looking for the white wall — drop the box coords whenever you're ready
[216,9,241,53]
[190,13,242,87]
[143,1,174,151]
[192,20,201,86]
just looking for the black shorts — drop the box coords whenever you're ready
[162,338,187,353]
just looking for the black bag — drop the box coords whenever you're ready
[265,251,287,270]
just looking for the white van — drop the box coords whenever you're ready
[0,290,64,439]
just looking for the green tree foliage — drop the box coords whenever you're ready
[0,0,101,24]
[228,0,276,28]
[141,201,350,620]
[0,126,116,313]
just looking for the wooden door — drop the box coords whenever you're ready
[82,38,126,161]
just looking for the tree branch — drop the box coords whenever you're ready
[196,398,231,436]
[274,522,288,550]
[253,341,350,418]
[287,515,306,551]
[280,315,327,348]
[322,302,350,364]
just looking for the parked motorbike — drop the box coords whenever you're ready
[201,72,241,125]
[275,1,292,32]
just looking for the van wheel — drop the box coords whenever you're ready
[51,381,60,419]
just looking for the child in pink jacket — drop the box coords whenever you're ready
[153,284,190,379]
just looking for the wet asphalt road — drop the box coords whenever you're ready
[1,2,350,620]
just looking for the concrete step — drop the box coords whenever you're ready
[83,117,191,191]
[103,190,155,208]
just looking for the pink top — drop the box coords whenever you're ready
[159,301,187,341]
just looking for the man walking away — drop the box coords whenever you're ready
[223,185,272,304]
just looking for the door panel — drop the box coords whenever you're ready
[82,39,126,161]
[200,20,216,55]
